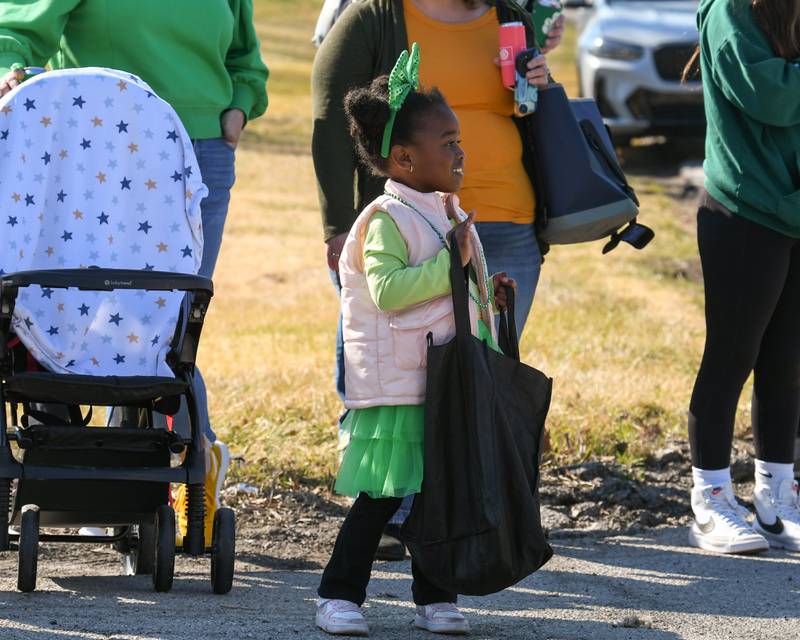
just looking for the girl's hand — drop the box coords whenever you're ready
[221,108,245,149]
[492,272,516,311]
[525,53,549,87]
[452,211,475,267]
[541,14,566,54]
[0,68,25,98]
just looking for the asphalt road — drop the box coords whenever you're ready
[0,526,797,639]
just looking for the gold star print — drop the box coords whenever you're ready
[145,179,157,190]
[91,357,100,366]
[91,116,103,127]
[38,213,44,221]
[40,116,52,128]
[185,189,193,200]
[57,303,64,312]
[59,149,68,160]
[107,234,114,245]
[11,193,20,203]
[127,332,139,343]
[156,242,168,253]
[55,352,64,360]
[128,142,139,154]
[46,246,54,256]
[117,80,128,91]
[155,297,166,308]
[96,171,106,183]
[1,106,12,115]
[72,209,83,220]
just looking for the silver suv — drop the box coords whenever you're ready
[566,0,703,145]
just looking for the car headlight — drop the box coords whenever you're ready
[589,37,644,61]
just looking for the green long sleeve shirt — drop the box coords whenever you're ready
[699,0,800,236]
[363,212,495,313]
[0,0,268,139]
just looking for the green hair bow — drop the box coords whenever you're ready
[380,42,421,159]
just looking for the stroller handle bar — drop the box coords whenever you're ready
[0,269,213,295]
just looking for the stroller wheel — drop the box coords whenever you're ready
[17,504,39,593]
[153,505,175,592]
[130,521,156,576]
[210,507,235,595]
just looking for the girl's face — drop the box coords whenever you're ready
[388,105,466,194]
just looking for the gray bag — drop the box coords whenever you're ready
[530,83,653,253]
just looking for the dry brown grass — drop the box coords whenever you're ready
[205,2,752,490]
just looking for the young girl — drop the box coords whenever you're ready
[315,49,514,636]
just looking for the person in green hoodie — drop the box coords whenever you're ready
[685,0,800,556]
[0,0,269,546]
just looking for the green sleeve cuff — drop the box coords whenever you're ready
[228,82,257,124]
[0,51,25,77]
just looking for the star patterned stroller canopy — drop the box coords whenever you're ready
[0,67,207,378]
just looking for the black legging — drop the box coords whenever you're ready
[689,193,800,469]
[318,493,455,606]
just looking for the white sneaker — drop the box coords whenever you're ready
[315,599,369,636]
[753,478,800,552]
[414,603,470,635]
[688,484,769,554]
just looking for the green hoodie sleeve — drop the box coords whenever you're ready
[225,0,269,122]
[0,0,78,76]
[363,212,451,312]
[711,37,800,128]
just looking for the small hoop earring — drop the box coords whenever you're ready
[409,163,414,174]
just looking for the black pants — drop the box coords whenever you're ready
[689,193,800,469]
[318,493,456,606]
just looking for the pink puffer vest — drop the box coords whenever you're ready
[339,179,496,409]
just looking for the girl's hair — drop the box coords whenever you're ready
[683,0,800,81]
[344,75,448,175]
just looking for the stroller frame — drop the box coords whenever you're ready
[0,268,234,593]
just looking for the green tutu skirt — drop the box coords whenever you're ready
[335,319,500,499]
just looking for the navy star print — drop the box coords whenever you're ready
[116,121,128,133]
[23,99,36,111]
[97,212,109,224]
[109,313,123,326]
[120,177,131,190]
[72,96,85,108]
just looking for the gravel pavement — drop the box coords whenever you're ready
[0,526,798,639]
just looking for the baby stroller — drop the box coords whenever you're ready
[0,67,234,593]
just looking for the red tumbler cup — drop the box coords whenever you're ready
[499,22,526,89]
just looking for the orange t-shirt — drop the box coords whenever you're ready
[403,0,535,224]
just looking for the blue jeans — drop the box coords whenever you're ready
[146,138,235,440]
[474,221,542,335]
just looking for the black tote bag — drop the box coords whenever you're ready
[401,239,553,596]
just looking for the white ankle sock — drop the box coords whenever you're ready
[692,466,731,490]
[754,459,794,486]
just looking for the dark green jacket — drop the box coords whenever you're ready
[699,0,800,236]
[311,0,538,241]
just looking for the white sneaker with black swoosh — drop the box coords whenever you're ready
[753,478,800,552]
[688,484,769,554]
